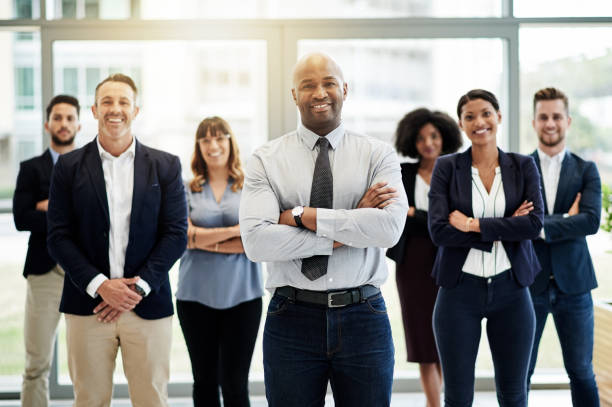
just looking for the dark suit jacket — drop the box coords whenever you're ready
[529,150,601,295]
[387,162,431,264]
[47,139,188,319]
[13,149,57,277]
[428,148,544,288]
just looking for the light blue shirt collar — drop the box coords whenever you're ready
[49,146,61,165]
[297,122,345,151]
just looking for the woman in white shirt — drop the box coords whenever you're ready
[428,89,544,407]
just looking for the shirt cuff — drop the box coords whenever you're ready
[86,274,108,298]
[136,279,151,296]
[540,228,546,240]
[316,208,335,240]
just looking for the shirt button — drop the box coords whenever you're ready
[329,278,333,282]
[322,234,327,237]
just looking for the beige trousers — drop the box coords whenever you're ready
[21,265,64,407]
[65,311,172,407]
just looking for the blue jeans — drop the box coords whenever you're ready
[263,292,394,407]
[433,271,535,407]
[527,280,599,406]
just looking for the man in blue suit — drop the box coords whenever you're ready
[527,87,601,406]
[47,74,187,407]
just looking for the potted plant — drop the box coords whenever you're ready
[602,183,612,233]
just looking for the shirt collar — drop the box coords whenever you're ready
[537,147,566,165]
[48,146,60,165]
[96,135,136,161]
[297,122,345,151]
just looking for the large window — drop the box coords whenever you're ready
[2,0,612,399]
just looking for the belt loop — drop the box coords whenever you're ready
[359,286,366,302]
[289,287,297,302]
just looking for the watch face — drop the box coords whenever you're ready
[292,206,304,216]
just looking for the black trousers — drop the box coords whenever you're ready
[177,297,262,407]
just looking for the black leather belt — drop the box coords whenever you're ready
[275,285,380,308]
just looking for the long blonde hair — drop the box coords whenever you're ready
[189,116,244,193]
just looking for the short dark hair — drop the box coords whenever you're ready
[46,94,80,121]
[94,73,138,103]
[533,87,569,114]
[394,108,463,159]
[457,89,500,119]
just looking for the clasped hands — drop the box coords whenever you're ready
[93,276,143,323]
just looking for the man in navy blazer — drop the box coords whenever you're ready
[47,74,187,407]
[13,95,80,407]
[526,88,601,406]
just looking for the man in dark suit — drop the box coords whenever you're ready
[47,74,187,407]
[13,95,81,407]
[527,87,601,406]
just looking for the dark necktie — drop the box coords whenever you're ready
[301,137,333,281]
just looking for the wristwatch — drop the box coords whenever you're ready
[133,284,146,297]
[292,205,305,228]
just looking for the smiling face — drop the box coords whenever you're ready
[533,99,571,150]
[45,102,80,147]
[197,129,231,170]
[458,98,501,147]
[415,122,443,161]
[91,81,139,147]
[291,53,348,136]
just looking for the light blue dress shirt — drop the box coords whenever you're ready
[239,123,408,292]
[177,179,263,309]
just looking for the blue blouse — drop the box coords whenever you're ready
[177,179,263,309]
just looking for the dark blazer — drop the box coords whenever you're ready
[428,148,544,288]
[529,150,601,295]
[47,139,188,319]
[387,162,431,264]
[13,149,57,277]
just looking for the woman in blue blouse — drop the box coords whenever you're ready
[428,90,544,407]
[177,116,263,407]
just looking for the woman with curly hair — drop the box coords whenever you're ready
[387,108,462,407]
[177,116,263,407]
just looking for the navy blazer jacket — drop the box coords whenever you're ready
[428,148,544,288]
[47,139,188,319]
[387,162,432,264]
[13,149,57,277]
[529,150,601,295]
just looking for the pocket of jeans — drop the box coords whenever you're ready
[267,295,289,316]
[365,293,387,314]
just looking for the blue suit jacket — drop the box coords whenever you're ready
[47,139,188,319]
[428,148,544,288]
[529,150,601,295]
[13,149,57,277]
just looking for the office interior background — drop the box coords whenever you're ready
[0,0,611,400]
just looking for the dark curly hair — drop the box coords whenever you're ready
[394,108,462,159]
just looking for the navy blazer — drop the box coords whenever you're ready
[386,162,431,264]
[13,149,57,277]
[47,139,188,319]
[529,150,601,295]
[428,148,544,288]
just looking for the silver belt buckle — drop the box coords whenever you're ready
[328,290,348,308]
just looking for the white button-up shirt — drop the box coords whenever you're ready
[537,147,566,215]
[462,166,511,278]
[86,137,150,297]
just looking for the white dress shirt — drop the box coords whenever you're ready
[86,137,150,298]
[537,147,566,215]
[462,167,512,278]
[414,173,429,211]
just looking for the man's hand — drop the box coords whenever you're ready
[35,199,49,212]
[93,300,123,323]
[96,277,142,312]
[512,200,534,217]
[407,206,416,217]
[357,181,398,209]
[568,192,581,216]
